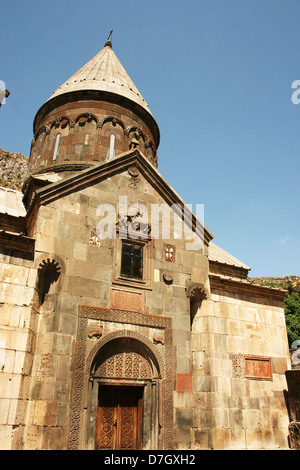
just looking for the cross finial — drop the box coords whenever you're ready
[105,30,113,48]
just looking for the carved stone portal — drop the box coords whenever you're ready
[91,344,152,380]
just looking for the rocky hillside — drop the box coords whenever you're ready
[249,276,300,292]
[0,149,28,190]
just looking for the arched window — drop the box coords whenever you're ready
[53,133,61,161]
[107,134,115,159]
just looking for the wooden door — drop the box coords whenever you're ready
[95,386,142,450]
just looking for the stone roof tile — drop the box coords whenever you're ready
[47,42,152,115]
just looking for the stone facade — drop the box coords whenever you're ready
[0,40,292,450]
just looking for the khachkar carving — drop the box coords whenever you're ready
[68,306,173,450]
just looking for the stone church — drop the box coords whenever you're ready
[0,36,292,450]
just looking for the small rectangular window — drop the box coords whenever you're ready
[108,134,115,159]
[121,241,143,279]
[53,133,60,161]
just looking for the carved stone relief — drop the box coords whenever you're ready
[231,353,244,378]
[92,348,152,380]
[68,306,173,451]
[88,228,101,247]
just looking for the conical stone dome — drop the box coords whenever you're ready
[47,42,152,116]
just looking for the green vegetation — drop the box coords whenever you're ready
[250,276,300,348]
[284,291,300,347]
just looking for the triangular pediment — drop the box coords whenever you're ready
[26,149,214,246]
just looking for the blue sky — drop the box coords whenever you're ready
[0,0,299,277]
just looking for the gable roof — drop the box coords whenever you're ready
[26,149,214,246]
[208,241,250,271]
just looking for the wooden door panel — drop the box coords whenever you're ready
[96,387,142,450]
[96,388,118,450]
[118,389,138,450]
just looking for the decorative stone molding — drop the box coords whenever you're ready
[128,165,139,178]
[99,115,125,130]
[88,328,103,339]
[92,346,152,380]
[230,353,244,378]
[37,258,61,276]
[87,330,162,379]
[34,252,66,274]
[186,281,207,301]
[125,125,145,140]
[163,272,173,284]
[153,335,164,346]
[68,306,174,450]
[51,116,70,130]
[163,244,175,263]
[75,113,98,127]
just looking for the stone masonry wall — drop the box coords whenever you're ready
[191,290,290,449]
[0,255,36,449]
[21,168,209,449]
[1,165,290,450]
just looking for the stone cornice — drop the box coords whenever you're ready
[209,273,287,301]
[0,230,35,256]
[209,260,249,279]
[0,213,26,234]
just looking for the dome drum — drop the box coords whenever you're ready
[29,95,159,176]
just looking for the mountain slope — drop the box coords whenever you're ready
[249,276,300,292]
[0,149,28,190]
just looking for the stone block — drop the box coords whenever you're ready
[0,263,29,286]
[272,356,288,374]
[32,400,47,426]
[193,429,209,449]
[44,401,58,426]
[0,283,33,307]
[8,399,27,426]
[73,241,87,261]
[0,424,13,450]
[0,399,9,424]
[0,373,22,400]
[67,276,100,298]
[13,351,26,374]
[24,423,43,450]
